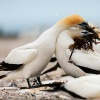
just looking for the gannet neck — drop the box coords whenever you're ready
[37,14,86,42]
[56,30,86,77]
[36,25,66,42]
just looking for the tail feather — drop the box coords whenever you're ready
[0,74,6,79]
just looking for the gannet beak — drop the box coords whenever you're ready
[79,22,99,39]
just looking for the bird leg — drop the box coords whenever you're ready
[37,77,42,85]
[31,77,42,88]
[27,77,41,88]
[26,78,32,88]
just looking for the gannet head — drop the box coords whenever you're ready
[56,14,85,28]
[56,14,99,39]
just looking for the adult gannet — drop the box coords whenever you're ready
[0,14,93,88]
[55,26,100,77]
[42,75,100,99]
[61,75,100,99]
[43,24,100,76]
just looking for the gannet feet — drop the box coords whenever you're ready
[26,77,42,88]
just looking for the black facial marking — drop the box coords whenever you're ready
[79,22,99,39]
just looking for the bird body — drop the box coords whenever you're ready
[56,28,86,77]
[56,27,100,77]
[63,75,100,99]
[0,14,88,81]
[0,25,65,79]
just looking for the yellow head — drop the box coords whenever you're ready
[56,14,99,39]
[56,14,85,28]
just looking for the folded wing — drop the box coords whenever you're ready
[66,49,100,72]
[4,48,38,64]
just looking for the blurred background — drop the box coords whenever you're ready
[0,0,100,60]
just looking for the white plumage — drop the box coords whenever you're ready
[56,27,100,77]
[0,14,87,85]
[5,48,37,64]
[1,25,64,79]
[63,75,100,99]
[56,28,86,77]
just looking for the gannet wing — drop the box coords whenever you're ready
[66,49,100,71]
[4,48,37,64]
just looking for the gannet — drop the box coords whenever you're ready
[43,24,100,76]
[42,75,100,99]
[55,26,100,77]
[0,14,92,88]
[62,75,100,99]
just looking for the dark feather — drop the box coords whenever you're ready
[39,82,86,99]
[0,61,23,71]
[41,62,60,75]
[0,74,6,79]
[71,62,100,74]
[50,57,57,62]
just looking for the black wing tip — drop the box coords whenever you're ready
[1,61,23,71]
[50,57,57,62]
[0,74,6,79]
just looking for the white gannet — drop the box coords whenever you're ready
[55,26,100,77]
[44,24,100,77]
[41,75,100,99]
[62,75,100,99]
[36,75,100,99]
[0,14,89,88]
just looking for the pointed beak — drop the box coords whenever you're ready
[79,22,99,39]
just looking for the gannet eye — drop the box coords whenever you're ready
[81,31,93,35]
